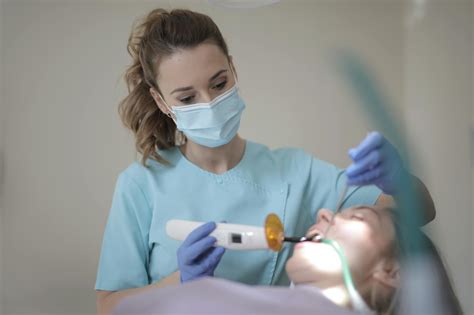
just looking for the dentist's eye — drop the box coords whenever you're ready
[213,81,227,90]
[180,95,195,104]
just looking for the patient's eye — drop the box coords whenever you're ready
[351,214,365,221]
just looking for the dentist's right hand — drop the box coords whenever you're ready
[177,221,226,283]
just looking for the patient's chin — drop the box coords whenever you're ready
[286,243,343,285]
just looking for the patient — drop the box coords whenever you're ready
[112,205,461,315]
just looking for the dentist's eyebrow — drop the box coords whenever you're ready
[353,205,381,222]
[170,69,228,95]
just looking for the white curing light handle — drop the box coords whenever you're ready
[166,219,269,250]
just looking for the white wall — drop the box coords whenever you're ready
[472,3,474,313]
[0,1,5,314]
[1,2,136,314]
[0,0,471,314]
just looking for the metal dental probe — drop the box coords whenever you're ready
[323,184,349,239]
[283,184,349,244]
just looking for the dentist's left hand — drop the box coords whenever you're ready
[177,222,226,283]
[346,131,407,195]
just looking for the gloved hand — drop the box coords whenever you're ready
[346,131,407,195]
[177,221,226,283]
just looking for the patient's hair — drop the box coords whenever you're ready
[118,8,230,166]
[372,209,463,315]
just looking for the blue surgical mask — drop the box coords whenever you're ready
[163,83,246,148]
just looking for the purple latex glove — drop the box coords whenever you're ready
[346,131,407,195]
[177,222,226,283]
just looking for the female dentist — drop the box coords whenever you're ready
[95,8,435,315]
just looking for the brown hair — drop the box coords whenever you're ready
[118,8,230,166]
[371,209,463,315]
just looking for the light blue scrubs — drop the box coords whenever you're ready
[94,140,381,291]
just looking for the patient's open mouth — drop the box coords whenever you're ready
[306,230,324,242]
[283,230,324,244]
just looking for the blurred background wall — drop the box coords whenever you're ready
[0,1,4,314]
[402,2,473,314]
[0,0,472,314]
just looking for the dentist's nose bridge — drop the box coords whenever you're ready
[175,90,211,105]
[191,88,225,104]
[193,79,235,104]
[197,90,213,103]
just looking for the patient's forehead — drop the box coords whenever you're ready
[345,204,392,216]
[351,204,396,232]
[333,205,396,233]
[313,205,394,224]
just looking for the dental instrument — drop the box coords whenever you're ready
[289,184,349,244]
[323,183,349,238]
[166,213,316,252]
[167,220,268,250]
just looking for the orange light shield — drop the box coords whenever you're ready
[264,213,284,252]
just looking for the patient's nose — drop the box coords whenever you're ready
[316,208,333,223]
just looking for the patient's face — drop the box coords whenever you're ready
[286,205,395,286]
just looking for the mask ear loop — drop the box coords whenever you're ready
[229,62,240,92]
[157,93,177,124]
[156,92,186,145]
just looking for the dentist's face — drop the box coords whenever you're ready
[286,205,396,286]
[151,43,236,115]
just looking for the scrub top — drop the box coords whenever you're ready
[94,140,381,291]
